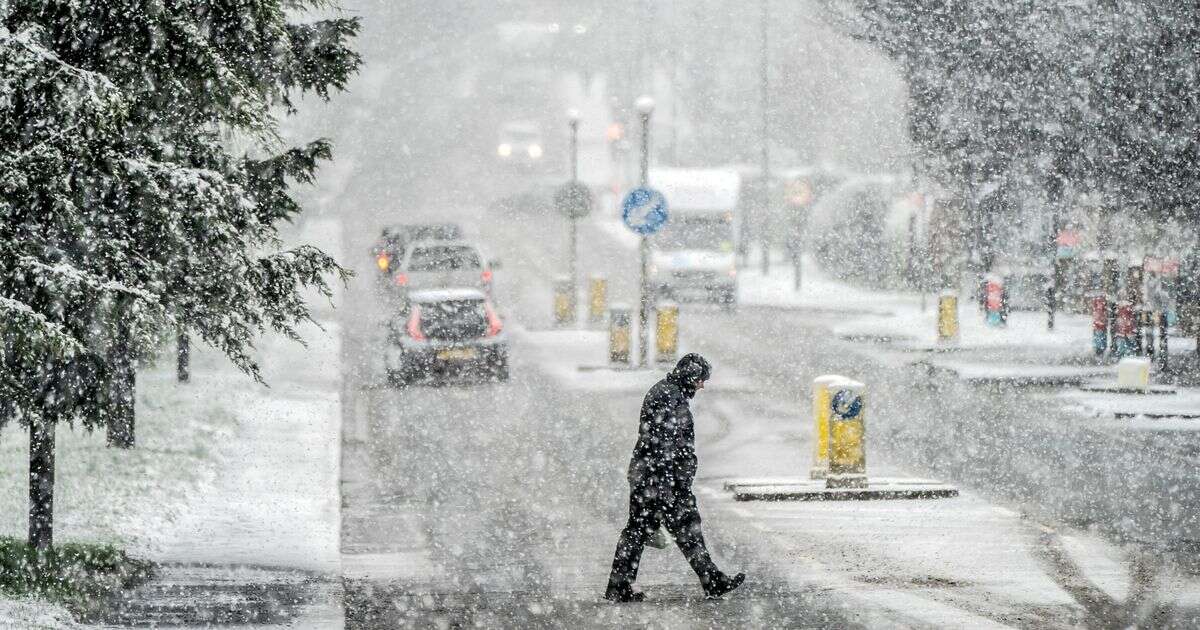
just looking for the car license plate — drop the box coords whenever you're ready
[437,348,477,361]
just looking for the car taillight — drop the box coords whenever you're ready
[394,273,408,287]
[481,269,493,283]
[485,303,503,337]
[407,307,425,340]
[376,253,390,272]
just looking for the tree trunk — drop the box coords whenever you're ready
[106,367,135,447]
[107,320,135,448]
[177,331,190,383]
[29,418,55,551]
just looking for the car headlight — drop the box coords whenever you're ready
[497,143,512,158]
[527,144,543,159]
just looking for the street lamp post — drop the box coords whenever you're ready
[567,108,581,322]
[568,108,580,181]
[759,0,771,276]
[636,95,655,367]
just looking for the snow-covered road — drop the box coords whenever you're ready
[330,172,1200,626]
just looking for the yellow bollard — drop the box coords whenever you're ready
[810,375,847,479]
[655,303,679,364]
[589,275,608,324]
[826,380,867,489]
[554,275,575,326]
[937,291,959,343]
[609,305,631,365]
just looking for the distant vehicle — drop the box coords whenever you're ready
[391,240,496,297]
[371,222,464,280]
[496,121,544,166]
[646,168,742,307]
[495,21,558,60]
[808,176,908,289]
[384,288,508,384]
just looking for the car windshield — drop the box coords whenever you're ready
[501,128,540,143]
[653,215,733,251]
[409,224,462,241]
[407,246,482,271]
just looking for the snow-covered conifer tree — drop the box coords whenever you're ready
[0,1,359,550]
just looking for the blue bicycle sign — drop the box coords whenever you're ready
[621,187,669,235]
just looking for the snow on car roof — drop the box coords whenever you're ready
[408,288,487,302]
[406,239,477,251]
[648,167,741,211]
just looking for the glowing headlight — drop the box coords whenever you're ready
[527,144,543,159]
[497,143,513,157]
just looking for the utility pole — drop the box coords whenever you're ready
[1047,173,1063,331]
[567,108,581,321]
[759,0,771,275]
[637,95,655,368]
[669,0,680,165]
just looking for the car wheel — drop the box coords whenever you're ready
[387,360,417,387]
[488,356,509,382]
[386,369,407,387]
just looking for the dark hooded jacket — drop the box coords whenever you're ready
[627,354,711,492]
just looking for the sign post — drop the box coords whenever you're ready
[632,96,658,367]
[621,187,668,367]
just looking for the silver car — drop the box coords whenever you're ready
[391,240,496,297]
[383,288,509,384]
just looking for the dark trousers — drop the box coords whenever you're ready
[607,479,720,589]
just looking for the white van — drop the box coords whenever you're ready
[647,168,742,307]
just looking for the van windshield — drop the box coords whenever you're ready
[653,215,733,251]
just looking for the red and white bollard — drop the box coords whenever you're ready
[1114,301,1136,357]
[984,275,1004,327]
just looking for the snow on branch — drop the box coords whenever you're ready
[16,257,157,303]
[0,296,84,356]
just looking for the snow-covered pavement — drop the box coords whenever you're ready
[148,322,341,573]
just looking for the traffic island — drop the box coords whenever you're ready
[1079,382,1177,395]
[723,477,958,501]
[1078,357,1177,395]
[724,375,958,502]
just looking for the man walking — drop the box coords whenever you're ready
[605,353,745,602]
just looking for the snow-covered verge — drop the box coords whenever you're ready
[0,322,342,605]
[0,597,80,629]
[0,346,238,558]
[0,217,344,621]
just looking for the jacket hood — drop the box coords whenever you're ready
[666,353,711,398]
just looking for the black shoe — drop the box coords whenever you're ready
[704,572,745,599]
[604,583,646,603]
